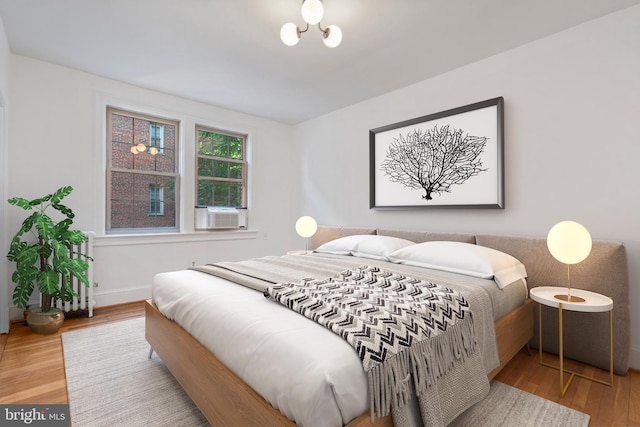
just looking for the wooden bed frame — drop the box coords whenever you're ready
[145,298,534,427]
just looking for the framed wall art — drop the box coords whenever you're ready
[369,97,504,209]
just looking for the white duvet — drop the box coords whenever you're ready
[153,269,369,427]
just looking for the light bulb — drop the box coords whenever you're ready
[280,23,300,46]
[301,0,324,25]
[322,25,342,48]
[547,221,592,264]
[295,216,317,238]
[136,143,147,153]
[130,146,137,154]
[149,147,158,155]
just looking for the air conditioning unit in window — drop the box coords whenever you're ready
[195,206,247,230]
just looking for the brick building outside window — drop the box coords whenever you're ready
[107,107,179,232]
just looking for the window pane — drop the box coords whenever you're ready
[110,171,134,229]
[197,179,213,206]
[229,137,243,160]
[149,123,165,153]
[229,163,242,179]
[213,134,229,158]
[154,142,175,173]
[229,182,242,206]
[149,185,164,215]
[111,114,134,169]
[155,176,176,225]
[131,118,156,172]
[110,198,133,229]
[198,158,213,177]
[213,160,229,178]
[197,130,214,156]
[214,182,229,206]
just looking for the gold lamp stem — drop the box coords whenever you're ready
[554,263,585,303]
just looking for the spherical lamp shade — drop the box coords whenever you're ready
[280,23,300,46]
[295,216,318,238]
[322,25,342,48]
[301,0,324,25]
[547,221,592,265]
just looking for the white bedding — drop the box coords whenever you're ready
[152,256,527,427]
[153,269,368,427]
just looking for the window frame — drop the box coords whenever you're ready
[195,124,248,209]
[106,106,181,234]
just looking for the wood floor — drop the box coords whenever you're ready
[1,301,639,426]
[495,349,640,426]
[0,302,145,405]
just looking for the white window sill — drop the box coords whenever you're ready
[94,229,258,247]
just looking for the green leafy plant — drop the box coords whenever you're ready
[7,186,91,312]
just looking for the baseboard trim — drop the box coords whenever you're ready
[94,285,151,308]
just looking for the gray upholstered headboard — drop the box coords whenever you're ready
[310,226,630,374]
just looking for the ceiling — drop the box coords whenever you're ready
[0,0,638,124]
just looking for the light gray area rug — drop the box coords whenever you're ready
[62,318,590,427]
[451,381,589,427]
[62,317,208,427]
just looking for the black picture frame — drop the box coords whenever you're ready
[369,97,504,209]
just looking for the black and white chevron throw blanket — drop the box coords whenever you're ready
[263,265,478,421]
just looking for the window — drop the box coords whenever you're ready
[196,126,247,208]
[106,107,179,233]
[149,185,164,216]
[149,123,164,154]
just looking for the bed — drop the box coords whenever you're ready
[145,226,630,427]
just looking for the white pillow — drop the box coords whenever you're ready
[388,241,527,288]
[314,235,415,261]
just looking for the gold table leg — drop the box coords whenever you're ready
[609,309,614,386]
[537,302,613,397]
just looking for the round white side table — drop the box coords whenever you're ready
[286,250,309,255]
[529,286,613,397]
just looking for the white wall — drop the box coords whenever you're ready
[0,16,10,333]
[294,6,640,367]
[7,56,299,312]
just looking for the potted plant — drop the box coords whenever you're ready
[7,186,91,334]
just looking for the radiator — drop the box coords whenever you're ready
[56,231,95,317]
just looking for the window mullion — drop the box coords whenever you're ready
[111,168,177,178]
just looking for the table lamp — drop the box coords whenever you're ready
[546,220,592,303]
[295,216,317,253]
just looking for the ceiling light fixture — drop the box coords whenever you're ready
[280,0,342,48]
